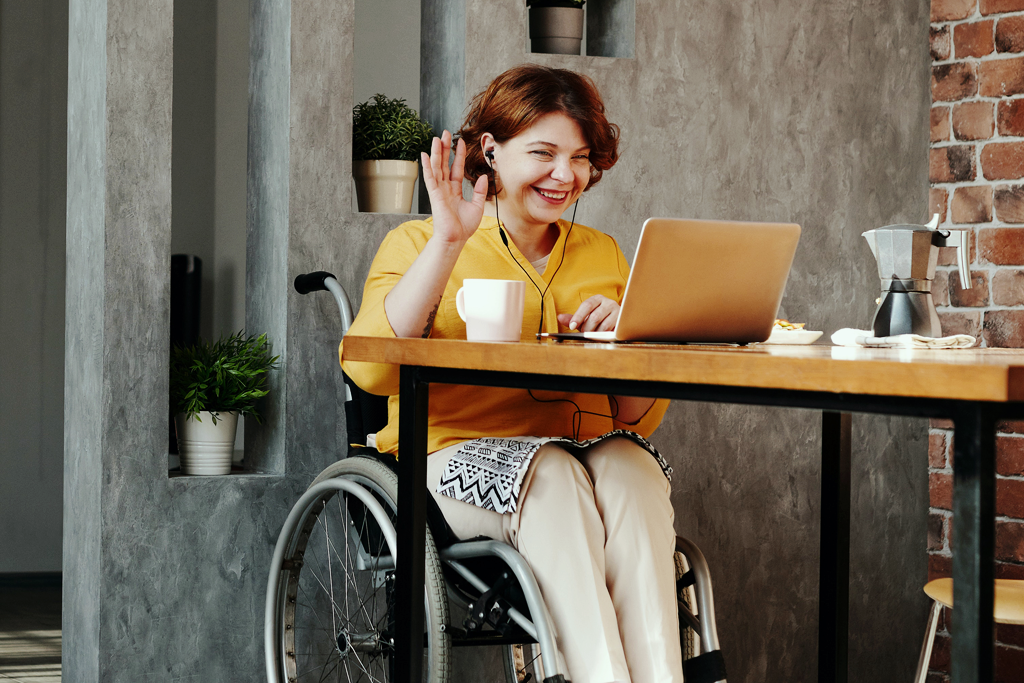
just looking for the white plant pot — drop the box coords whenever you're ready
[353,159,419,213]
[174,411,238,475]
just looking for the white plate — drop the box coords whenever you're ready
[762,329,823,345]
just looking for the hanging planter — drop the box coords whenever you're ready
[352,94,433,213]
[528,0,585,56]
[170,331,279,475]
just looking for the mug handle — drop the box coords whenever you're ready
[455,287,467,322]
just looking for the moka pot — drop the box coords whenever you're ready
[861,214,971,338]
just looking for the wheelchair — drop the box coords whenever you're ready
[264,271,728,683]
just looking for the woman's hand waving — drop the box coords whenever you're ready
[421,130,490,245]
[383,131,489,338]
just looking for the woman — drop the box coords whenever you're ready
[341,64,683,683]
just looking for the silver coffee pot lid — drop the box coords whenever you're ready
[861,214,971,290]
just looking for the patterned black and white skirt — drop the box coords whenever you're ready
[435,430,672,515]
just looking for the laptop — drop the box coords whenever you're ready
[539,217,802,344]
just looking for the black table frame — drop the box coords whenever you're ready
[394,364,1020,683]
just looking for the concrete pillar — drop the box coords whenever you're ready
[64,0,173,678]
[64,0,353,679]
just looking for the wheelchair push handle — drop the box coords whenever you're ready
[294,270,337,294]
[294,270,355,335]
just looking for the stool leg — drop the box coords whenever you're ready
[914,600,943,683]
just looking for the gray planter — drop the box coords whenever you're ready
[529,6,584,55]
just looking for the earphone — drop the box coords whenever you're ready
[485,146,618,437]
[484,147,577,336]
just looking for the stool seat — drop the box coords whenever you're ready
[923,578,1024,625]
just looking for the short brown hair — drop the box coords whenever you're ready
[457,64,620,198]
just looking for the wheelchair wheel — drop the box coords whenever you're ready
[269,456,450,682]
[503,643,542,683]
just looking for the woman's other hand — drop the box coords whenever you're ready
[557,295,619,332]
[421,130,489,245]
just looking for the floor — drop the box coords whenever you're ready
[0,576,61,683]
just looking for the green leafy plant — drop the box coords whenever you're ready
[170,332,280,425]
[352,94,434,162]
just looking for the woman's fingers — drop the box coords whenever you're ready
[594,302,619,331]
[429,136,444,187]
[468,174,489,209]
[564,295,619,332]
[421,151,437,192]
[450,137,466,186]
[440,130,452,181]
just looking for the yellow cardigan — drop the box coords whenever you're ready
[340,216,669,455]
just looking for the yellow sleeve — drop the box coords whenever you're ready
[615,242,631,290]
[339,223,429,396]
[613,398,670,438]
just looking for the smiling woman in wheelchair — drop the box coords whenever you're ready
[341,64,684,683]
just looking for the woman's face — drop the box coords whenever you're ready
[485,112,591,233]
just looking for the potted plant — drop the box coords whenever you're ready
[528,0,585,55]
[352,94,433,213]
[170,331,279,475]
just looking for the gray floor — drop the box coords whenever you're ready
[0,576,61,683]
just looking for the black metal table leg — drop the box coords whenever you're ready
[819,411,851,683]
[951,404,996,683]
[397,366,429,683]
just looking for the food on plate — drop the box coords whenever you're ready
[773,319,806,330]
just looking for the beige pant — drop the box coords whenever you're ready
[427,436,684,683]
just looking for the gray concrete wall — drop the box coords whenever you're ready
[214,0,250,338]
[0,0,68,574]
[354,0,421,110]
[171,0,249,344]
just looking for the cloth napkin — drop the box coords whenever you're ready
[831,328,977,349]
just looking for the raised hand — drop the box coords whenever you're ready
[421,130,490,245]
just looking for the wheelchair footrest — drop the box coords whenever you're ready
[682,650,727,683]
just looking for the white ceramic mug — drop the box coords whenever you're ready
[455,279,526,342]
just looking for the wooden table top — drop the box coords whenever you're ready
[341,336,1024,402]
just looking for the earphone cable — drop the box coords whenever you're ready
[524,391,620,441]
[493,175,578,335]
[485,152,620,436]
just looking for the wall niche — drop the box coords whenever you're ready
[527,0,634,59]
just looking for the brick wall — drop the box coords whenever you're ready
[929,0,1024,680]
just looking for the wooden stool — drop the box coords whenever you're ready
[913,578,1024,683]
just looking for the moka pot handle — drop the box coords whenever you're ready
[935,229,972,290]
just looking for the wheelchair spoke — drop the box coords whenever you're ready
[320,511,339,643]
[348,650,377,682]
[337,578,387,635]
[304,543,345,624]
[318,656,340,683]
[296,583,335,637]
[335,507,380,632]
[340,494,351,642]
[293,651,337,681]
